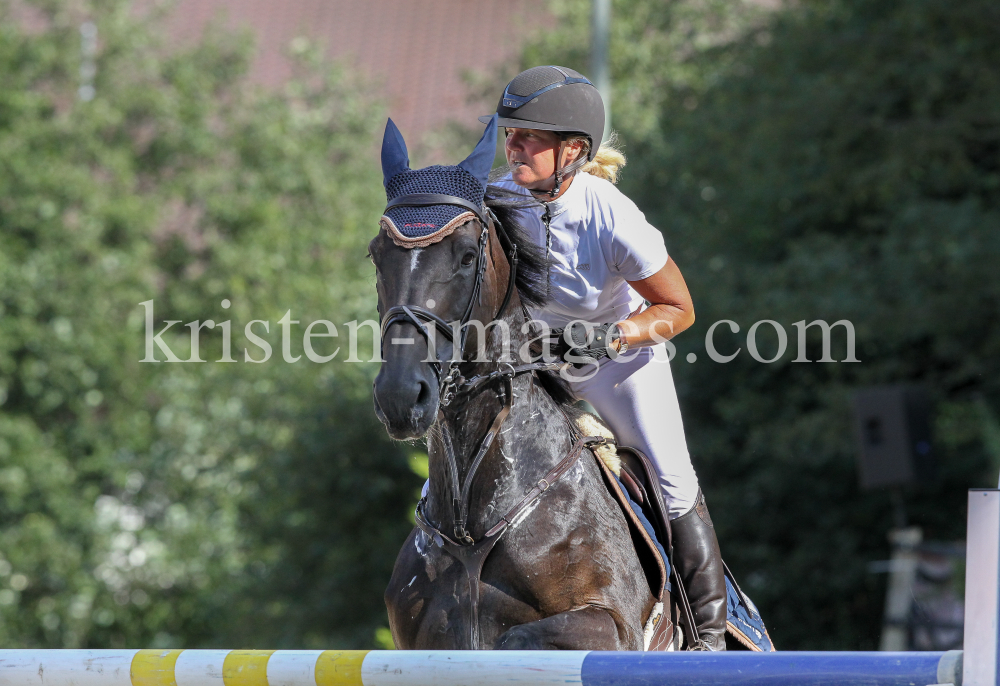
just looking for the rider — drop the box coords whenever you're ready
[481,65,728,650]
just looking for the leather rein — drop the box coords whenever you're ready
[377,192,606,649]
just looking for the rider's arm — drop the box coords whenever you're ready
[615,257,695,350]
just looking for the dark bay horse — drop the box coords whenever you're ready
[370,117,664,650]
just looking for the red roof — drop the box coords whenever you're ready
[166,0,546,137]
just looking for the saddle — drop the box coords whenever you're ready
[591,442,678,650]
[573,411,775,653]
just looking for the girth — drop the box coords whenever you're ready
[414,434,608,650]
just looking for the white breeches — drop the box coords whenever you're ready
[565,344,700,518]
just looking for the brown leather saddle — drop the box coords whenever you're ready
[593,444,777,653]
[590,443,679,651]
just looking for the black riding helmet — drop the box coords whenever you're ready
[480,66,605,196]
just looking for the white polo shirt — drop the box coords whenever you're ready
[493,171,669,329]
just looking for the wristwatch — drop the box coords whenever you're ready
[611,323,629,354]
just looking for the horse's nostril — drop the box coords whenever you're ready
[416,380,431,407]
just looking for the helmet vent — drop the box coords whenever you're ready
[483,65,604,159]
[506,66,573,98]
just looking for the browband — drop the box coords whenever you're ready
[384,193,488,226]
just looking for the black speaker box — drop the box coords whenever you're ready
[851,386,934,490]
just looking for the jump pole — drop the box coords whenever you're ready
[964,487,1000,686]
[0,649,963,686]
[0,487,993,686]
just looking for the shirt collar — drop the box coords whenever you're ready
[541,171,585,217]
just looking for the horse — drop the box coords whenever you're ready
[370,116,673,651]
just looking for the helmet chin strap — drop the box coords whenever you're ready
[530,138,588,199]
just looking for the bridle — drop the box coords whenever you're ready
[378,193,520,407]
[377,194,559,528]
[376,191,609,650]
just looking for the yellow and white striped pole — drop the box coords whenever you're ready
[0,650,587,686]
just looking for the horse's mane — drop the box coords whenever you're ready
[485,175,575,406]
[484,197,549,308]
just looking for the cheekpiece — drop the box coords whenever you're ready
[380,115,497,249]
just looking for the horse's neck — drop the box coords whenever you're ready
[423,317,574,536]
[426,375,572,536]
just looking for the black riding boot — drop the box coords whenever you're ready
[671,490,728,651]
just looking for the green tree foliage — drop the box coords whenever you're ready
[522,0,999,648]
[0,0,417,648]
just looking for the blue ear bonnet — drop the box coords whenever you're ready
[380,115,497,244]
[383,167,485,239]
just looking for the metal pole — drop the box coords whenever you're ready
[590,0,611,141]
[79,21,97,101]
[964,489,1000,686]
[879,526,922,651]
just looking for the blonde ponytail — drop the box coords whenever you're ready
[569,131,627,184]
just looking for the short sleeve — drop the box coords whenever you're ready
[605,191,669,281]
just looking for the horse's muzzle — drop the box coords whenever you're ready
[373,363,439,440]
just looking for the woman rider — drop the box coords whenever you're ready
[481,65,728,650]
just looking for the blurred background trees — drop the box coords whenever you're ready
[0,0,418,648]
[0,0,996,651]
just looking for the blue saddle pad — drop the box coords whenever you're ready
[724,569,775,651]
[613,474,670,590]
[614,475,774,652]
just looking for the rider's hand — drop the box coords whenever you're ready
[546,322,621,367]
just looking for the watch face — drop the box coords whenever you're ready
[609,324,623,353]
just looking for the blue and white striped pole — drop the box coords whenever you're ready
[0,649,961,686]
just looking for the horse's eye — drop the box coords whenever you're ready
[461,251,477,267]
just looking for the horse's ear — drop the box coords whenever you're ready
[381,118,410,187]
[458,114,497,188]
